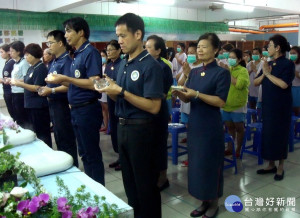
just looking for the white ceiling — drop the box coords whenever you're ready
[0,0,299,23]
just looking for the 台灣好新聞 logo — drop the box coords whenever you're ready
[225,195,243,212]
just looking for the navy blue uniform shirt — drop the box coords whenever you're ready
[48,52,71,100]
[105,57,122,80]
[24,61,49,108]
[2,58,15,93]
[67,41,102,105]
[115,50,164,118]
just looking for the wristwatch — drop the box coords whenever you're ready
[118,87,125,98]
[52,88,56,94]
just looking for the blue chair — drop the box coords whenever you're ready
[171,108,180,123]
[224,133,237,174]
[174,99,180,108]
[167,124,187,165]
[241,122,263,165]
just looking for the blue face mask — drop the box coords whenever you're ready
[262,51,269,57]
[223,52,229,59]
[177,47,182,53]
[252,55,260,61]
[102,57,107,64]
[187,54,196,64]
[218,54,225,59]
[290,54,298,61]
[228,58,237,67]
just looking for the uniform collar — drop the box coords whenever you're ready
[32,61,43,69]
[126,50,150,64]
[203,60,218,70]
[5,58,13,65]
[74,41,90,55]
[55,51,69,61]
[15,57,24,64]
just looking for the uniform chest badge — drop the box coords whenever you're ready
[75,69,81,78]
[273,63,276,66]
[3,71,9,76]
[53,71,57,75]
[131,70,139,81]
[111,66,114,70]
[29,72,33,78]
[201,72,205,76]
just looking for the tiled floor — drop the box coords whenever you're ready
[1,103,300,218]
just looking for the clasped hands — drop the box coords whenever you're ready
[172,86,198,101]
[94,75,122,95]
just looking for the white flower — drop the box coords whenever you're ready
[0,193,10,207]
[10,187,28,198]
[4,202,13,212]
[16,210,22,217]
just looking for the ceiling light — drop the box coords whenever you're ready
[143,0,175,6]
[224,3,254,12]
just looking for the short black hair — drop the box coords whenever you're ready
[178,42,186,50]
[24,43,43,59]
[63,17,90,39]
[222,43,235,52]
[230,48,246,67]
[167,47,175,61]
[115,13,145,40]
[107,39,121,50]
[10,41,25,57]
[253,47,262,54]
[188,42,197,49]
[147,35,167,58]
[269,34,291,54]
[47,30,72,51]
[0,44,10,52]
[198,33,221,58]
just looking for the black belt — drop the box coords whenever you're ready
[69,99,97,109]
[119,117,153,125]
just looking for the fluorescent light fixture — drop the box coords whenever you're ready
[143,0,175,6]
[224,3,254,12]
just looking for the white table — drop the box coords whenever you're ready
[9,138,133,217]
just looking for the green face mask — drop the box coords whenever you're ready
[228,58,237,67]
[223,52,229,59]
[187,54,196,64]
[262,51,269,57]
[290,54,298,61]
[177,47,182,53]
[218,54,225,59]
[252,55,260,61]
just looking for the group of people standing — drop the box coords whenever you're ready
[0,11,296,218]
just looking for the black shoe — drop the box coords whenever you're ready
[257,166,277,174]
[274,171,284,181]
[159,179,170,192]
[190,202,209,217]
[115,164,121,171]
[109,161,120,168]
[202,207,219,218]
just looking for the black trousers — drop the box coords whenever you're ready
[4,92,15,121]
[118,122,161,218]
[28,107,52,147]
[11,93,30,129]
[48,98,78,167]
[71,101,104,185]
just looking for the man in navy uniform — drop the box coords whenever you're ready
[39,30,78,167]
[46,17,104,185]
[97,13,164,218]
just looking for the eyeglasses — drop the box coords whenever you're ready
[106,49,117,52]
[46,41,57,47]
